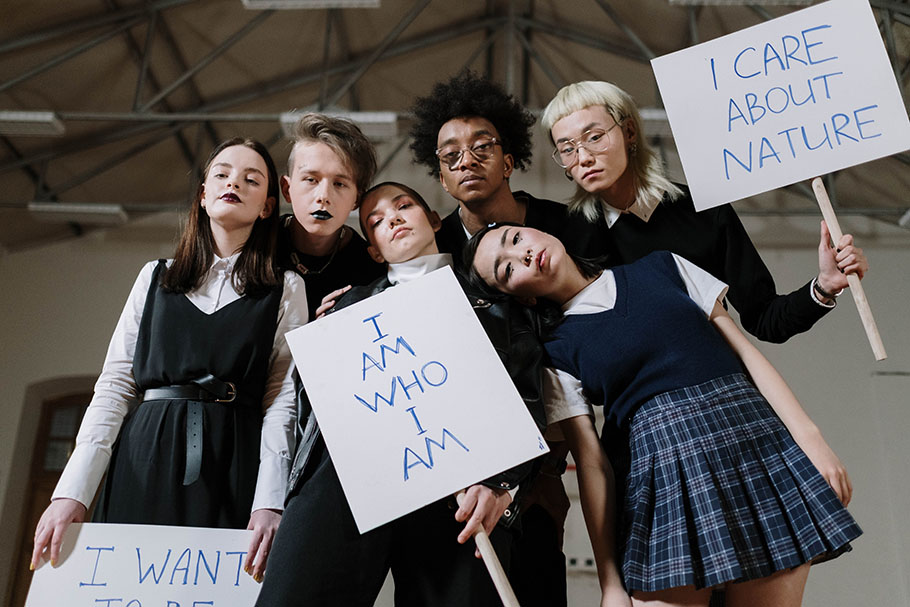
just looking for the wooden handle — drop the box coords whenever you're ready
[811,177,887,361]
[455,490,520,607]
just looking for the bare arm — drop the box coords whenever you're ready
[710,302,852,505]
[560,416,630,607]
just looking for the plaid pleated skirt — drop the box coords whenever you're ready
[618,373,861,592]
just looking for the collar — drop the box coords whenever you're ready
[387,253,454,285]
[601,195,658,227]
[562,270,617,315]
[210,251,240,273]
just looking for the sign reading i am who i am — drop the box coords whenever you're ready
[285,266,547,533]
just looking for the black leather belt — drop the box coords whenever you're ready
[141,375,237,486]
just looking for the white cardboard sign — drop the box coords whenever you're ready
[26,523,261,607]
[651,0,910,211]
[285,266,548,533]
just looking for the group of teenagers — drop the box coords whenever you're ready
[31,72,866,607]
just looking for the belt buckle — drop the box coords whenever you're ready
[216,382,237,403]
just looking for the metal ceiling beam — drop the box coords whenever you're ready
[155,13,221,146]
[0,16,503,177]
[323,0,431,109]
[132,9,158,111]
[460,26,502,74]
[318,10,337,110]
[505,0,517,95]
[0,122,165,175]
[201,15,503,114]
[0,136,55,200]
[520,0,534,105]
[42,125,187,198]
[592,0,656,60]
[139,10,274,111]
[880,9,907,102]
[0,0,193,55]
[514,28,563,91]
[870,1,910,17]
[57,111,285,122]
[375,134,411,177]
[105,1,196,168]
[687,7,700,45]
[333,11,361,110]
[516,17,649,64]
[0,17,145,94]
[485,0,496,79]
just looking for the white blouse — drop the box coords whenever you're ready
[52,253,309,513]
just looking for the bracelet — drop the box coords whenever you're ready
[813,277,841,300]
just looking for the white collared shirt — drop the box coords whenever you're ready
[600,195,660,228]
[53,256,309,513]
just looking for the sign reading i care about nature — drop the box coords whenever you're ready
[285,266,547,533]
[26,523,261,606]
[651,0,910,211]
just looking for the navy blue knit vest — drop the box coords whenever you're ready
[544,251,743,429]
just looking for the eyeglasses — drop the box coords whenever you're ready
[435,137,501,171]
[550,121,623,168]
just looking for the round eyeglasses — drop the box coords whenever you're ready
[435,137,501,171]
[550,120,623,169]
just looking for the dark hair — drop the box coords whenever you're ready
[161,137,281,297]
[358,181,433,238]
[287,112,377,201]
[409,71,536,178]
[462,221,602,300]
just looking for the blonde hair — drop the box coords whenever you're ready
[541,81,681,221]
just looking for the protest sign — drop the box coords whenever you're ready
[26,523,260,607]
[285,266,548,533]
[652,0,910,211]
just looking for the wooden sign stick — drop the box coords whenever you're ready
[455,490,520,607]
[811,177,887,361]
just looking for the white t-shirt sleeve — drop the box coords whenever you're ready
[52,261,156,507]
[542,367,595,442]
[671,254,728,318]
[252,271,309,512]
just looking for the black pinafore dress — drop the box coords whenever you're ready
[94,260,282,528]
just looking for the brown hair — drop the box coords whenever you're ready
[161,137,281,297]
[287,113,378,202]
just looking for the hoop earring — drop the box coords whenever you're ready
[564,170,573,181]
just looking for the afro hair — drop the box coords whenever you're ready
[409,71,536,178]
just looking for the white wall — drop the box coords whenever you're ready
[1,209,907,605]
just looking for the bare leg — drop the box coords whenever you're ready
[631,586,712,607]
[725,564,811,607]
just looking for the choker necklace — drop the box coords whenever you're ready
[291,225,347,275]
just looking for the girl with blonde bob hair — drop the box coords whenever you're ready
[541,80,681,222]
[540,80,869,345]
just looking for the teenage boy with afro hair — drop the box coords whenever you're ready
[409,71,606,607]
[409,71,608,270]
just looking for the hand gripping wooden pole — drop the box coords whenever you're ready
[811,177,887,361]
[455,490,520,607]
